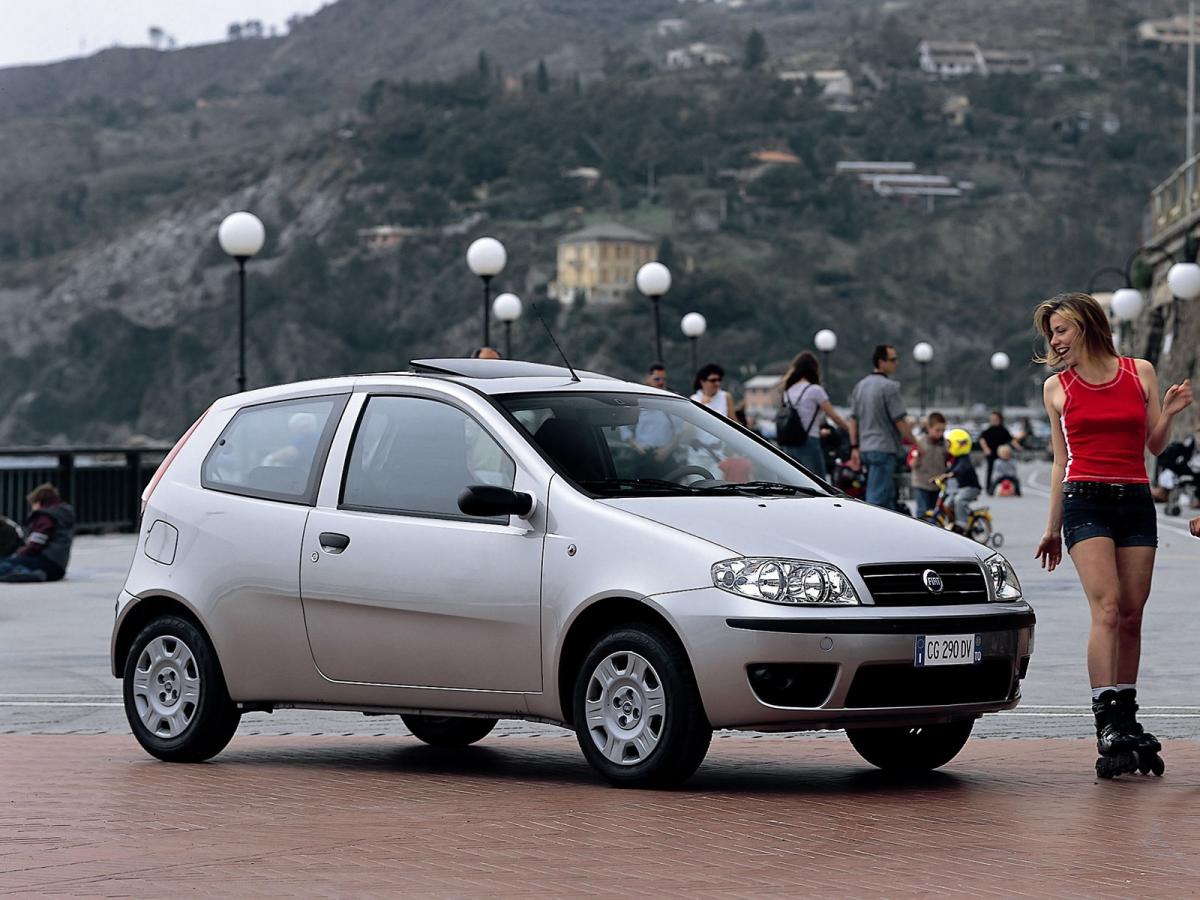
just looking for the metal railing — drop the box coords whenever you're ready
[0,447,171,533]
[1149,153,1200,242]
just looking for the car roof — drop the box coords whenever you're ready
[210,359,668,410]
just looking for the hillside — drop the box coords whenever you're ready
[0,0,1190,443]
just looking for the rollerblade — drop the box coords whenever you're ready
[1093,691,1139,779]
[1116,688,1165,777]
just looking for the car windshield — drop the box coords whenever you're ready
[499,392,830,498]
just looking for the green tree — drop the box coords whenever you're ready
[743,29,767,71]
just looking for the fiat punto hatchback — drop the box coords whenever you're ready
[113,358,1035,786]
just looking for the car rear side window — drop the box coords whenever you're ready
[341,395,515,521]
[201,395,347,504]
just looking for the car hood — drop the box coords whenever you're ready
[600,494,990,566]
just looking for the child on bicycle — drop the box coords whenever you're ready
[945,428,981,534]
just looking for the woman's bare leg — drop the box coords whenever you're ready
[1115,546,1156,684]
[1068,537,1121,687]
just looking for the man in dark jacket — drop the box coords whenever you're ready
[0,483,76,583]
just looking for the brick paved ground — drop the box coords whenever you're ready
[4,733,1200,897]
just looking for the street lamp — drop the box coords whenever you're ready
[1110,287,1144,355]
[813,328,837,378]
[913,341,934,416]
[636,261,672,363]
[680,312,707,373]
[1167,260,1200,301]
[217,211,266,393]
[467,236,507,348]
[492,292,522,359]
[990,351,1011,415]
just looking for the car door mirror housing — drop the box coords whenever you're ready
[457,485,535,520]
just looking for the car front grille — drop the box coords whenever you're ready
[858,562,989,606]
[845,660,1015,708]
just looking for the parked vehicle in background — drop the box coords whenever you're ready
[113,359,1035,787]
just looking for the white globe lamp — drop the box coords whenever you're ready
[492,292,522,359]
[217,211,266,393]
[466,236,507,349]
[681,312,707,371]
[813,329,837,353]
[1110,288,1144,322]
[913,342,934,414]
[636,262,672,362]
[1167,261,1200,301]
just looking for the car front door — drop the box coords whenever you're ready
[300,392,544,692]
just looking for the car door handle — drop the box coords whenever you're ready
[319,532,350,553]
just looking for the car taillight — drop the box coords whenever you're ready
[141,406,210,517]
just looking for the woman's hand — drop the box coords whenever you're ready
[1163,378,1194,417]
[1035,532,1062,572]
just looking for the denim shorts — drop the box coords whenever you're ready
[1061,485,1157,551]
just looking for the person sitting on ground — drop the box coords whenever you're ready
[944,428,981,534]
[991,444,1021,495]
[0,484,76,583]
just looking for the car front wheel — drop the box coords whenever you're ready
[573,626,711,788]
[401,714,498,747]
[846,719,975,773]
[123,614,240,762]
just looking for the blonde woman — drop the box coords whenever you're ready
[1033,292,1192,777]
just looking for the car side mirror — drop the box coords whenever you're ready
[457,485,535,519]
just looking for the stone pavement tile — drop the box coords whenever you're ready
[2,733,1200,896]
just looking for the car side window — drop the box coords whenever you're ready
[342,396,515,520]
[201,395,346,504]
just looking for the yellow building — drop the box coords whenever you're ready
[550,223,658,306]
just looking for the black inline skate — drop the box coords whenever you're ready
[1093,691,1139,779]
[1116,688,1165,777]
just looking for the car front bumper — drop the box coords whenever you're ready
[652,588,1035,731]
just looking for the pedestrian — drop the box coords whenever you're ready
[911,411,948,518]
[777,351,850,480]
[991,444,1021,495]
[848,344,913,509]
[690,363,736,419]
[0,483,76,583]
[470,346,501,359]
[978,410,1022,495]
[622,363,681,478]
[1032,292,1193,774]
[944,428,981,533]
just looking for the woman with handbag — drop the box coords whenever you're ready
[777,351,849,479]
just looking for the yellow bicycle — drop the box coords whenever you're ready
[922,474,1003,548]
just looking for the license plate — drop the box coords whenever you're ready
[915,633,981,667]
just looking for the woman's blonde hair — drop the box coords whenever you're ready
[1032,292,1116,370]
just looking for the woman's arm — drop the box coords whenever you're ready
[1036,376,1066,572]
[819,399,849,432]
[1137,359,1193,456]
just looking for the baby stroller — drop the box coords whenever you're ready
[1157,436,1197,517]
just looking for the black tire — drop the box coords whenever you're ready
[122,614,240,762]
[400,714,498,747]
[846,719,975,773]
[572,626,712,788]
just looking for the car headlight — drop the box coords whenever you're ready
[984,553,1022,601]
[711,558,860,606]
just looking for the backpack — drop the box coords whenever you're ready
[774,384,821,446]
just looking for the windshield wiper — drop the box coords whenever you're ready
[688,481,828,497]
[579,478,698,495]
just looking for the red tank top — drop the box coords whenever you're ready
[1059,357,1148,483]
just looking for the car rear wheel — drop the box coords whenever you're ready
[123,614,240,762]
[572,626,711,788]
[846,719,975,773]
[400,714,498,747]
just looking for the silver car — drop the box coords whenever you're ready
[113,359,1035,787]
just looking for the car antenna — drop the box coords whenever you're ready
[530,302,581,383]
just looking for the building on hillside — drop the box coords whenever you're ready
[917,40,986,76]
[836,161,972,208]
[982,49,1036,75]
[656,18,687,37]
[742,374,784,429]
[943,94,971,127]
[1138,15,1200,45]
[666,42,734,69]
[834,161,916,176]
[778,69,855,110]
[357,225,419,251]
[549,223,658,306]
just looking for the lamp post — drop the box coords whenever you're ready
[217,211,266,393]
[1110,287,1144,355]
[680,312,707,373]
[467,236,507,348]
[492,292,522,359]
[813,328,837,379]
[913,341,934,416]
[636,262,672,362]
[990,351,1011,415]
